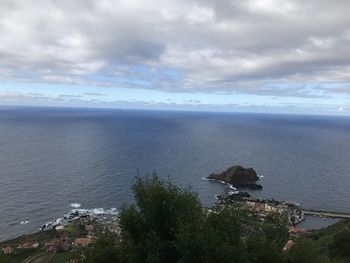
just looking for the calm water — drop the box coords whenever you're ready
[1,107,350,241]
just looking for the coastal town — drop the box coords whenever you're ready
[0,192,310,262]
[0,211,121,262]
[1,166,348,262]
[218,190,305,226]
[0,197,308,262]
[216,190,308,251]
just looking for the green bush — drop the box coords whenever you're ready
[328,230,350,260]
[81,175,346,263]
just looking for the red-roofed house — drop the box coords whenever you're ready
[283,240,294,252]
[85,224,94,232]
[18,242,33,249]
[2,246,14,254]
[74,237,92,247]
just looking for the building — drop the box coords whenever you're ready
[245,201,256,209]
[254,202,264,212]
[283,240,294,252]
[44,238,60,252]
[289,226,307,237]
[85,224,94,232]
[18,242,33,249]
[264,203,286,215]
[2,246,14,254]
[73,237,92,247]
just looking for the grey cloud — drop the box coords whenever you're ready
[238,86,327,99]
[1,0,350,98]
[317,85,350,94]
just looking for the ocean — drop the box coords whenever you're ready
[0,107,350,241]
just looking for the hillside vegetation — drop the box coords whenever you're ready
[80,175,350,263]
[1,175,348,262]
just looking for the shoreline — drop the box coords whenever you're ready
[0,213,121,262]
[206,176,348,229]
[0,205,119,244]
[1,176,348,244]
[1,202,346,244]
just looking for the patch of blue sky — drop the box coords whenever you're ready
[1,78,349,115]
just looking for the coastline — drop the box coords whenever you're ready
[0,212,121,262]
[2,175,346,244]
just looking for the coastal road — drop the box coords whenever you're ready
[304,209,350,219]
[25,251,55,263]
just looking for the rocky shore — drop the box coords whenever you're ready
[0,208,121,262]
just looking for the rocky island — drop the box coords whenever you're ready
[207,165,262,189]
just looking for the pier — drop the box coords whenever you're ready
[303,209,350,219]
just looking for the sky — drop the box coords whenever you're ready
[0,0,350,114]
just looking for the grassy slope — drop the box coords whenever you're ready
[0,223,86,263]
[0,249,37,263]
[0,229,59,247]
[296,219,350,262]
[49,251,74,263]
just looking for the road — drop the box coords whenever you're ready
[304,209,350,219]
[25,251,55,263]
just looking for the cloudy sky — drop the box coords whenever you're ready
[0,0,350,114]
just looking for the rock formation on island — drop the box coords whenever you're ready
[208,165,262,189]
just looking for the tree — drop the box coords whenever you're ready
[287,239,332,263]
[328,230,350,260]
[117,175,292,263]
[119,174,203,263]
[262,214,289,250]
[83,235,122,263]
[84,174,334,263]
[246,235,286,263]
[177,205,247,263]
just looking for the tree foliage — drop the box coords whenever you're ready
[82,174,346,263]
[287,239,332,263]
[328,230,350,260]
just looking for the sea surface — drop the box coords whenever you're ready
[1,107,350,241]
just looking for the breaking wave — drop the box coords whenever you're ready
[202,177,237,190]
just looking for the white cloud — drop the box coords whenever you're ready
[246,0,296,15]
[0,0,350,100]
[186,5,215,24]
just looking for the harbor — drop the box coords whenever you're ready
[218,191,350,227]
